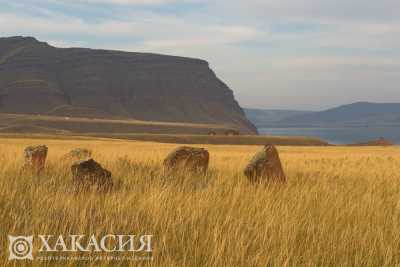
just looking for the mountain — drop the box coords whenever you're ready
[0,36,256,134]
[279,102,400,126]
[246,102,400,128]
[244,108,315,127]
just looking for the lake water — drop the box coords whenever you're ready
[258,126,400,144]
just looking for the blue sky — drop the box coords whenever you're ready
[1,0,399,110]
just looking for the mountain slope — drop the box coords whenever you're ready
[0,36,256,134]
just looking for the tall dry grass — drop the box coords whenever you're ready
[1,137,400,266]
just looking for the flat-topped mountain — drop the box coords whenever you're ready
[0,36,256,134]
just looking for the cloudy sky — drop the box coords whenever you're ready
[1,0,399,110]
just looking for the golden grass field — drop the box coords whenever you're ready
[1,136,400,266]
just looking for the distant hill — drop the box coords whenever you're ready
[346,137,394,147]
[0,36,256,134]
[245,102,400,128]
[244,108,315,127]
[280,102,400,126]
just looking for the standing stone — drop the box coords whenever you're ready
[23,145,48,173]
[71,159,113,191]
[64,148,92,160]
[244,145,286,183]
[163,146,209,174]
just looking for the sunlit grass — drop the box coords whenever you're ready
[1,137,400,266]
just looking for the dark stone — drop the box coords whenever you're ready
[71,159,113,191]
[244,145,286,183]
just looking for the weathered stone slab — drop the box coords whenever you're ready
[163,146,209,174]
[244,145,286,183]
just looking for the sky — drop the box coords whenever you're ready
[0,0,399,111]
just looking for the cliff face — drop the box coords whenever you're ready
[0,36,257,134]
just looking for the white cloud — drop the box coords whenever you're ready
[1,0,400,109]
[0,12,261,47]
[216,0,400,23]
[51,0,196,5]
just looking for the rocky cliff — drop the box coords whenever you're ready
[0,36,256,134]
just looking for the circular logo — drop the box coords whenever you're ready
[8,235,33,260]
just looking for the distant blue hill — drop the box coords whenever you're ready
[245,102,400,127]
[244,108,315,127]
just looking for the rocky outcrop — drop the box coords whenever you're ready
[0,36,257,134]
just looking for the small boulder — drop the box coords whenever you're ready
[225,129,239,136]
[23,145,48,173]
[64,148,92,160]
[71,159,113,191]
[244,145,286,183]
[163,146,209,174]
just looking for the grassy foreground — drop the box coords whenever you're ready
[1,137,400,266]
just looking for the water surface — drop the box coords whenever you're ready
[258,126,400,144]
